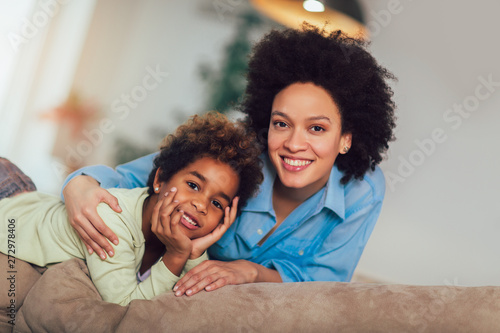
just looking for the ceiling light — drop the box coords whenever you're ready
[303,0,325,13]
[250,0,368,40]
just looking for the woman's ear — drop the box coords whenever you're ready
[339,132,352,154]
[153,168,162,193]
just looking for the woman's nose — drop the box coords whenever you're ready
[283,129,307,152]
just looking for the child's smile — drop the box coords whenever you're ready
[180,212,199,229]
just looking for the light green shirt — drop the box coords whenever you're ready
[0,187,206,305]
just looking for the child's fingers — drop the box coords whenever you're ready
[224,196,239,227]
[159,188,178,214]
[152,189,176,234]
[207,197,239,241]
[220,207,231,231]
[168,207,184,235]
[163,187,177,202]
[156,188,179,230]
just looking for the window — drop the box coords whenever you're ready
[0,0,97,194]
[0,1,36,112]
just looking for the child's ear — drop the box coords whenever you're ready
[153,168,162,192]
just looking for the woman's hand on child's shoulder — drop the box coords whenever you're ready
[64,175,120,260]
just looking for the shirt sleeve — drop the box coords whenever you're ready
[261,190,384,283]
[60,153,158,200]
[86,203,207,305]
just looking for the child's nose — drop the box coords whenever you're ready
[191,196,208,215]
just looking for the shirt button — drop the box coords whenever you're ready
[257,229,263,235]
[298,250,304,256]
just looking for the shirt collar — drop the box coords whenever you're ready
[321,165,345,220]
[242,154,346,220]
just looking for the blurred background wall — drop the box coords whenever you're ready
[1,0,499,286]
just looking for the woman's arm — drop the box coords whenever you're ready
[173,259,282,296]
[62,153,157,258]
[61,153,157,197]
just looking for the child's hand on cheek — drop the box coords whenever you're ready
[151,188,192,276]
[190,197,239,259]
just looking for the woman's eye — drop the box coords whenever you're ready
[187,182,199,191]
[273,121,287,128]
[311,125,325,132]
[212,200,223,210]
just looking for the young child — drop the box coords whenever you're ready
[0,112,263,305]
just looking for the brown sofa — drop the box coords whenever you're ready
[1,253,499,332]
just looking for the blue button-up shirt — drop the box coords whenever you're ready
[63,153,385,282]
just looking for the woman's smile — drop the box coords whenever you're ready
[281,156,313,171]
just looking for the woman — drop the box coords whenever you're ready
[62,24,396,296]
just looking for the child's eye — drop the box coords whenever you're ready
[212,200,223,210]
[187,182,199,191]
[311,125,325,132]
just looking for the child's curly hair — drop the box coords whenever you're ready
[241,23,397,184]
[146,112,263,212]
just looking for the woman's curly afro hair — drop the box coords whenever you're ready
[241,23,397,184]
[146,112,264,212]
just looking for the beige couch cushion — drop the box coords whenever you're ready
[7,256,500,332]
[0,253,43,332]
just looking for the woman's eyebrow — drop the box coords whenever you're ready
[271,110,331,123]
[270,110,288,119]
[308,115,331,123]
[189,171,231,203]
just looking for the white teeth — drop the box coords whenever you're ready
[183,214,197,226]
[284,158,312,167]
